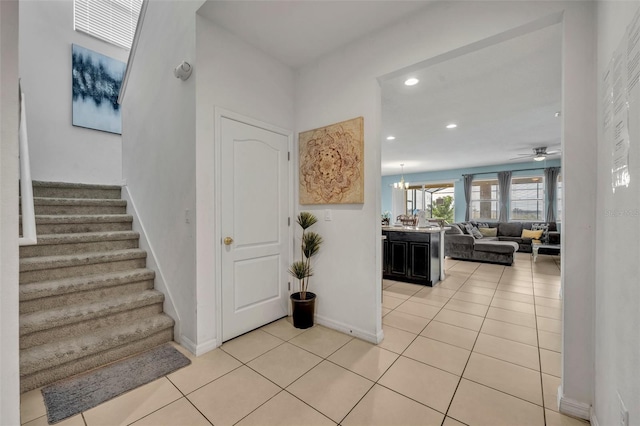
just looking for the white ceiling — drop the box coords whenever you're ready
[197,1,434,68]
[381,23,562,176]
[197,1,562,177]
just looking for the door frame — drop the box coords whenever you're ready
[214,107,294,345]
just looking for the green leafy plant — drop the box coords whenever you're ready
[288,212,323,300]
[432,195,454,223]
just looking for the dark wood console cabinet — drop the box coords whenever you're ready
[382,229,441,286]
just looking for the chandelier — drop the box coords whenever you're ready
[393,164,409,189]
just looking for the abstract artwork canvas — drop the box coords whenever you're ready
[299,117,364,204]
[72,44,125,134]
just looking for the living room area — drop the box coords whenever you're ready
[380,17,563,265]
[379,12,573,425]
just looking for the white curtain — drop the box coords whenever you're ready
[391,188,406,222]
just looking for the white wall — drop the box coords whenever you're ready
[0,0,20,423]
[121,0,204,350]
[19,0,127,185]
[295,0,597,408]
[595,2,640,425]
[194,15,295,351]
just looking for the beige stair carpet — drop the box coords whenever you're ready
[20,181,175,393]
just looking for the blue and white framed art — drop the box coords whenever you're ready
[72,44,125,134]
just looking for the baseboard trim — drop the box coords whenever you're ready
[590,407,600,426]
[122,186,181,333]
[180,335,217,356]
[314,315,380,344]
[558,386,591,420]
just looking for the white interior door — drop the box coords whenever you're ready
[221,116,289,341]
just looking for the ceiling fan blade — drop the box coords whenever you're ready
[545,150,561,155]
[509,156,533,160]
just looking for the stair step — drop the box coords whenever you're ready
[26,197,127,215]
[20,269,155,314]
[31,181,121,200]
[18,181,177,393]
[20,249,147,284]
[20,315,174,392]
[20,290,165,349]
[19,231,139,257]
[28,214,133,234]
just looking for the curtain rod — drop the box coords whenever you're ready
[462,166,560,177]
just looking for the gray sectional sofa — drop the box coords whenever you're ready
[444,221,559,265]
[444,227,519,265]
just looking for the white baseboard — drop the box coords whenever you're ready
[180,335,218,356]
[122,186,181,332]
[590,407,600,426]
[558,385,591,420]
[314,315,380,344]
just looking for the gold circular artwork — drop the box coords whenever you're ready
[299,117,364,204]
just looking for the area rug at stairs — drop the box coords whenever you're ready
[41,344,191,424]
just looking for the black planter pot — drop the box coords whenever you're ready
[290,292,316,329]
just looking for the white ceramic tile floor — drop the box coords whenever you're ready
[21,255,583,426]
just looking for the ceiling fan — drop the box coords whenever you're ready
[510,146,561,162]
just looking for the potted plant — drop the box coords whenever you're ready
[289,212,323,329]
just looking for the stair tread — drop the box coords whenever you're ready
[20,249,147,272]
[32,181,122,190]
[20,290,165,335]
[19,268,155,301]
[20,314,174,375]
[29,231,139,245]
[30,197,127,206]
[30,214,133,223]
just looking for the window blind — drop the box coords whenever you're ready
[74,0,143,49]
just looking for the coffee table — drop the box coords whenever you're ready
[532,242,561,262]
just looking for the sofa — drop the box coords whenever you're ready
[444,221,560,265]
[451,221,558,253]
[444,226,519,265]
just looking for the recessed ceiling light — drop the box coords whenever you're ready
[404,78,419,86]
[555,111,561,117]
[446,123,457,129]
[386,136,396,140]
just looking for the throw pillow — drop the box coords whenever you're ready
[471,227,483,239]
[476,222,490,228]
[465,224,483,239]
[532,223,550,243]
[478,227,497,237]
[521,229,543,239]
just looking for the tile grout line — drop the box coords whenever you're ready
[532,265,550,426]
[32,257,562,426]
[340,270,478,425]
[440,262,501,425]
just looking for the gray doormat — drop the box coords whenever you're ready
[41,344,191,424]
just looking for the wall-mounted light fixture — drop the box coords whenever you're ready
[174,61,193,81]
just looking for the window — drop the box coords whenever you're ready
[74,0,143,49]
[511,176,544,221]
[405,188,427,215]
[470,179,498,220]
[405,184,455,222]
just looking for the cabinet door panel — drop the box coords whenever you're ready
[383,239,389,274]
[390,241,408,275]
[409,243,429,280]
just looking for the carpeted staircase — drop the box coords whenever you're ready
[19,181,175,393]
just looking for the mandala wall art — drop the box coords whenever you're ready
[299,117,364,204]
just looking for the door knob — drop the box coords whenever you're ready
[224,237,234,245]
